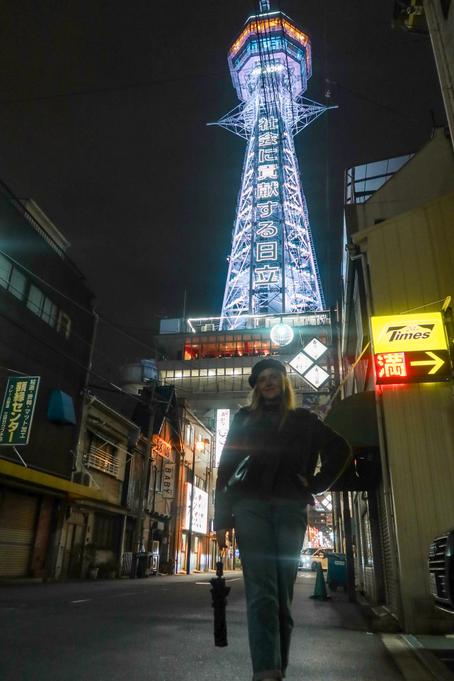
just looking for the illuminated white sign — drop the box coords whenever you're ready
[257,181,279,199]
[161,462,175,499]
[256,241,278,261]
[255,265,280,285]
[289,351,312,375]
[183,483,208,534]
[270,323,294,347]
[304,337,328,361]
[259,148,278,163]
[215,408,230,466]
[256,201,278,218]
[257,221,278,238]
[304,365,329,389]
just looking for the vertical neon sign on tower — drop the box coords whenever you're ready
[211,1,334,329]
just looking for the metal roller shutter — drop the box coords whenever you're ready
[378,485,400,617]
[0,489,38,577]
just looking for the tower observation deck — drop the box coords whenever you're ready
[212,1,334,330]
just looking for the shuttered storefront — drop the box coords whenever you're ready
[378,485,400,617]
[0,489,38,577]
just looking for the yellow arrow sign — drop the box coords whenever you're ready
[410,351,445,375]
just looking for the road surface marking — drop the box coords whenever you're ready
[71,599,91,604]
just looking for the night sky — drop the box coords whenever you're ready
[0,1,446,373]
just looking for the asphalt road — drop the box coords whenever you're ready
[0,571,405,681]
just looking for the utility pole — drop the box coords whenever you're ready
[186,440,197,575]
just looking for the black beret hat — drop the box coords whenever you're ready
[249,358,287,388]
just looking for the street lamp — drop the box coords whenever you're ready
[186,438,209,575]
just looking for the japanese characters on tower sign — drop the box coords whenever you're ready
[254,115,282,291]
[0,376,40,446]
[370,313,451,385]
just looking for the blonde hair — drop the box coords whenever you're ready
[248,371,296,428]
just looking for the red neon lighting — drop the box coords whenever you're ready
[229,17,309,59]
[375,352,407,380]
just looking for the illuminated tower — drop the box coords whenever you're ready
[212,1,333,329]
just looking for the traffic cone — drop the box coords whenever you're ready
[310,562,331,600]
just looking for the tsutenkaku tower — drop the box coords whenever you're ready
[212,1,333,330]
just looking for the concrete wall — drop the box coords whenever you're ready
[424,0,454,146]
[350,129,454,233]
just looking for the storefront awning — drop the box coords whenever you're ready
[325,390,379,448]
[0,458,103,501]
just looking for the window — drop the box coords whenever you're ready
[185,423,193,446]
[56,310,71,339]
[0,253,12,288]
[86,433,119,477]
[27,284,44,315]
[0,254,71,337]
[27,284,57,327]
[166,370,174,378]
[208,369,216,377]
[0,253,26,300]
[216,368,225,376]
[9,269,27,300]
[191,369,199,377]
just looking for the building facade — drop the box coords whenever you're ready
[0,181,97,579]
[339,128,454,632]
[156,310,339,557]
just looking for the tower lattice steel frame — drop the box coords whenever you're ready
[211,1,335,330]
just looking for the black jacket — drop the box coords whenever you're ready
[214,406,352,530]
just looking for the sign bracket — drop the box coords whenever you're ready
[12,446,28,468]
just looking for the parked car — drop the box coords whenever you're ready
[298,547,316,570]
[428,529,454,614]
[298,548,332,572]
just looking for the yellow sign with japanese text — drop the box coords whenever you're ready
[371,312,448,354]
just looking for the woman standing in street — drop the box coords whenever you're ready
[215,358,351,681]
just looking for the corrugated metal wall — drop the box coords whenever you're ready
[354,192,454,632]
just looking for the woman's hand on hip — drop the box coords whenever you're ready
[216,529,231,549]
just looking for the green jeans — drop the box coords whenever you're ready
[233,497,307,681]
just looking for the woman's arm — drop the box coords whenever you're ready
[310,417,352,494]
[214,409,247,531]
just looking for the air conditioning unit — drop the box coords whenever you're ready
[73,471,91,486]
[201,323,216,332]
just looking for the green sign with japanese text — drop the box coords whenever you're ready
[0,376,40,446]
